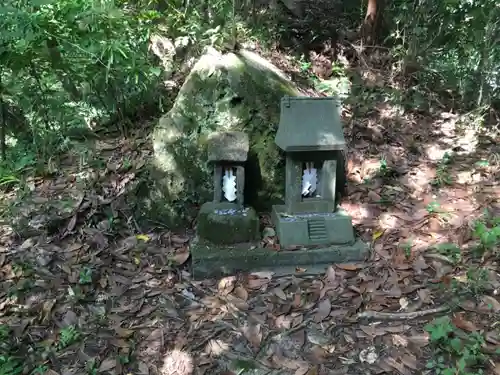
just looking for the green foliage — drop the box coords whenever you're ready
[434,242,462,263]
[0,0,162,180]
[426,201,441,214]
[57,325,80,349]
[425,316,487,375]
[78,266,92,284]
[0,325,23,375]
[387,0,500,111]
[473,217,500,252]
[431,153,453,188]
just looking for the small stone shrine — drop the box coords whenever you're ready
[190,101,368,279]
[272,96,357,248]
[195,131,259,245]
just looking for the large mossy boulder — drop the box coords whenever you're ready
[138,47,300,227]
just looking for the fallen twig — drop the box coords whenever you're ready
[357,305,450,320]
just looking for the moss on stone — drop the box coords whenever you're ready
[196,202,259,244]
[140,47,300,226]
[190,237,370,279]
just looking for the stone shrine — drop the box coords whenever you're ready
[272,96,355,248]
[190,99,368,279]
[195,131,259,245]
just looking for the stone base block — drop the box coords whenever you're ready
[196,202,259,245]
[272,205,355,248]
[190,237,369,279]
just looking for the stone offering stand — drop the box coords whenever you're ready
[191,97,369,279]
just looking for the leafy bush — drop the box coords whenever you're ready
[0,0,163,175]
[386,0,499,112]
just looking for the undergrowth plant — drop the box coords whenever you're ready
[0,324,22,375]
[425,316,487,375]
[472,215,500,254]
[57,325,81,349]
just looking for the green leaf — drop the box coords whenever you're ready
[29,0,54,6]
[150,67,161,76]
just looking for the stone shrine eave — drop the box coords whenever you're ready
[275,96,346,152]
[277,144,346,152]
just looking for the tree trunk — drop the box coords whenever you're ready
[361,0,384,45]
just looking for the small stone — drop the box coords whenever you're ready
[262,227,276,238]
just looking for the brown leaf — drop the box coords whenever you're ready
[304,365,318,375]
[98,358,116,372]
[314,298,331,322]
[170,250,190,265]
[336,263,364,271]
[114,327,135,338]
[493,362,500,375]
[295,364,312,375]
[412,256,429,273]
[382,357,411,375]
[233,286,248,301]
[408,333,429,347]
[41,299,57,323]
[242,323,262,349]
[310,346,327,362]
[480,296,500,312]
[292,292,302,308]
[111,339,130,348]
[368,190,381,201]
[66,214,78,233]
[273,288,287,300]
[417,288,432,304]
[400,353,418,370]
[452,312,478,332]
[218,276,236,296]
[132,274,153,283]
[137,305,158,318]
[246,277,270,290]
[225,295,250,310]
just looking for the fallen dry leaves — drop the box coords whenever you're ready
[1,46,500,375]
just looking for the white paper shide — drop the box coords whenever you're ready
[222,168,237,202]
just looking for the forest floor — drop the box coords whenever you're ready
[2,44,500,375]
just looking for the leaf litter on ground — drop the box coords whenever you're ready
[2,51,500,375]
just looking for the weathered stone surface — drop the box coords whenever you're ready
[207,131,249,162]
[190,237,369,279]
[137,47,299,227]
[196,202,259,244]
[272,206,355,247]
[276,97,345,152]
